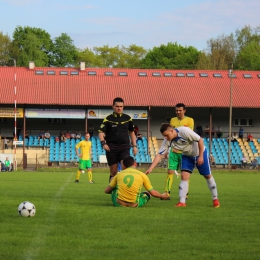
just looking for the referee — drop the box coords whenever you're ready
[98,97,138,182]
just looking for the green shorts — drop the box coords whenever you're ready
[168,151,182,171]
[111,188,150,208]
[79,159,92,170]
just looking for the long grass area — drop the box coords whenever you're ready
[0,167,260,260]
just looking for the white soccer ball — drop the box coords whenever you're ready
[18,201,36,217]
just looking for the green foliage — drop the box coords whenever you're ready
[1,170,260,260]
[142,42,199,69]
[12,26,52,66]
[0,32,13,65]
[51,33,78,67]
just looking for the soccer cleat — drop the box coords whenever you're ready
[89,180,94,184]
[75,180,79,183]
[175,202,186,207]
[213,199,220,208]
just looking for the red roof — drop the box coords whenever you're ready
[0,67,259,108]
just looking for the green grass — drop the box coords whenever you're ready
[0,168,260,260]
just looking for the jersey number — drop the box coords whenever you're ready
[123,175,134,188]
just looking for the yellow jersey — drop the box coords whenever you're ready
[75,140,91,160]
[109,167,153,203]
[170,116,194,130]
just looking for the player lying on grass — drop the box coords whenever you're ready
[105,156,169,207]
[146,124,220,208]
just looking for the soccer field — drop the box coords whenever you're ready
[0,168,260,260]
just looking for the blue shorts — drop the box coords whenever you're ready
[181,149,211,176]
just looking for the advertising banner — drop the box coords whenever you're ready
[25,109,86,119]
[87,109,147,119]
[0,108,24,118]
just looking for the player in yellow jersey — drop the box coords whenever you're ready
[165,103,194,199]
[105,156,169,207]
[75,132,94,184]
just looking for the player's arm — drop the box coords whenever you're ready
[104,185,114,194]
[98,131,110,152]
[146,139,168,174]
[149,189,169,200]
[129,130,138,155]
[146,153,164,174]
[197,138,204,165]
[75,145,81,158]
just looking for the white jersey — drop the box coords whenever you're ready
[158,126,202,157]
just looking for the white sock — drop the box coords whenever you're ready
[206,176,218,200]
[179,180,188,203]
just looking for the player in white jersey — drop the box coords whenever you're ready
[146,124,220,208]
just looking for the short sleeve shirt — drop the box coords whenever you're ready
[109,167,153,203]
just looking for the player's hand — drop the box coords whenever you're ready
[161,193,170,200]
[197,156,204,165]
[103,144,110,151]
[145,168,152,175]
[133,146,138,156]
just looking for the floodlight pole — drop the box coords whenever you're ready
[10,58,17,170]
[228,63,233,169]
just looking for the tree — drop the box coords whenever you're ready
[51,33,78,67]
[0,32,13,65]
[142,42,199,69]
[77,47,102,68]
[12,26,53,66]
[197,34,236,70]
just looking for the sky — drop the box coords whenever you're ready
[1,0,260,51]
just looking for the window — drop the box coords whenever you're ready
[138,72,147,77]
[88,71,96,76]
[257,74,260,78]
[60,71,68,75]
[176,73,185,77]
[186,73,195,77]
[234,118,253,126]
[70,71,79,75]
[152,72,161,77]
[104,71,113,76]
[35,70,44,75]
[118,72,128,76]
[228,73,236,78]
[47,118,67,124]
[199,73,208,77]
[47,71,55,75]
[213,73,222,78]
[243,74,252,78]
[163,73,173,77]
[0,118,7,123]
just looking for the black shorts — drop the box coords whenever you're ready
[106,148,130,166]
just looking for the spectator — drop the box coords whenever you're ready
[70,131,76,140]
[25,131,29,141]
[232,133,238,143]
[0,161,7,172]
[76,130,81,140]
[65,131,71,140]
[239,127,244,139]
[204,126,210,138]
[38,130,45,140]
[17,124,22,139]
[241,155,247,168]
[247,133,253,142]
[44,130,51,141]
[88,125,94,138]
[4,137,8,149]
[216,126,223,138]
[55,136,60,142]
[212,126,215,138]
[61,133,67,142]
[250,158,258,169]
[4,157,11,171]
[195,123,203,136]
[134,125,139,136]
